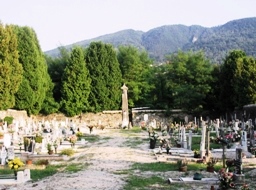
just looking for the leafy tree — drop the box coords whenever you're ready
[150,64,174,109]
[60,46,91,116]
[12,25,51,115]
[165,50,213,113]
[85,42,122,112]
[0,23,23,110]
[117,46,154,108]
[219,50,256,113]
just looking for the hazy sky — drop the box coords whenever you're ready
[1,0,255,51]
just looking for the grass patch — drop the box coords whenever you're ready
[30,164,63,181]
[123,175,166,190]
[121,126,143,134]
[65,163,89,173]
[82,134,101,143]
[132,162,176,172]
[0,167,13,175]
[191,136,222,150]
[121,136,145,148]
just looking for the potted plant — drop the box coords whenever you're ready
[69,135,77,147]
[8,157,24,179]
[177,158,188,172]
[23,137,31,152]
[35,134,43,143]
[53,141,58,154]
[194,149,200,158]
[47,143,53,155]
[206,157,218,172]
[149,131,158,149]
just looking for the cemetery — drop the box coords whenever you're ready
[0,109,255,189]
[0,87,255,189]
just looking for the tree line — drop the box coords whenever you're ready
[1,23,256,117]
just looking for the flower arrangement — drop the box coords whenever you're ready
[194,149,200,158]
[207,157,218,168]
[8,157,24,171]
[217,168,235,189]
[76,131,83,138]
[177,158,188,167]
[69,135,77,146]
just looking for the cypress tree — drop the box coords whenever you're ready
[0,23,23,110]
[12,26,51,115]
[60,46,91,116]
[85,42,122,112]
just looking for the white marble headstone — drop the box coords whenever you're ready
[3,134,11,147]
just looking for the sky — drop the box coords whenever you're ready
[1,0,256,52]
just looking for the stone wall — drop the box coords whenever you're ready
[0,109,191,129]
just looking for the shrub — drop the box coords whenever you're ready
[34,159,49,165]
[60,148,75,156]
[4,116,14,125]
[35,135,43,143]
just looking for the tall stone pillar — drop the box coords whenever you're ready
[121,84,129,128]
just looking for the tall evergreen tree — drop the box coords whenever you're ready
[85,42,122,112]
[60,46,91,116]
[0,23,23,110]
[12,26,51,115]
[46,47,70,102]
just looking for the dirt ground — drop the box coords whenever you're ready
[0,128,256,190]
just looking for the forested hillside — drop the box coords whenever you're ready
[45,17,256,64]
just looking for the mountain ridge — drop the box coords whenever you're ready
[45,17,256,63]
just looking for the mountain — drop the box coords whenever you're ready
[45,17,256,63]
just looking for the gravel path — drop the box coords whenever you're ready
[0,128,256,190]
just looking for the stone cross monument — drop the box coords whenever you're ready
[121,84,129,128]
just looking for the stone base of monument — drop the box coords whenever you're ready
[168,177,218,184]
[234,174,245,183]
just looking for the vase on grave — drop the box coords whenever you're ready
[149,139,156,149]
[48,150,54,155]
[193,172,202,180]
[179,166,187,172]
[206,166,215,173]
[14,170,17,180]
[26,159,33,165]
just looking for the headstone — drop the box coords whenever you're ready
[215,119,220,137]
[1,146,7,165]
[7,146,14,160]
[200,121,206,158]
[182,127,187,149]
[241,131,248,152]
[17,171,24,183]
[234,120,239,131]
[250,126,255,146]
[144,114,148,122]
[24,169,31,181]
[3,133,11,148]
[188,130,192,150]
[235,148,243,174]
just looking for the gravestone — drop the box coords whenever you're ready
[182,127,187,149]
[188,130,192,150]
[200,121,206,158]
[7,146,14,160]
[1,146,7,165]
[3,134,11,148]
[241,131,248,152]
[234,148,245,183]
